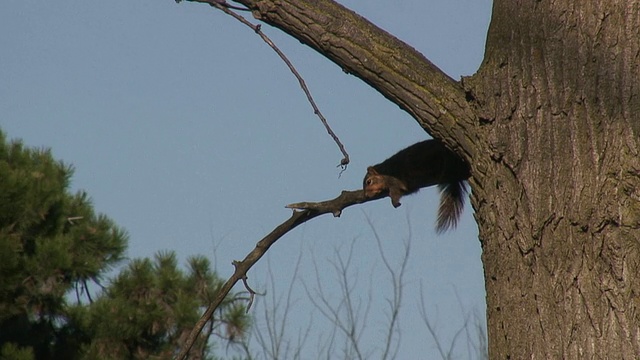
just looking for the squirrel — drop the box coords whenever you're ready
[363,139,470,233]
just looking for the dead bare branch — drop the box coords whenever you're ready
[286,190,388,215]
[176,188,386,359]
[179,0,350,167]
[364,214,410,360]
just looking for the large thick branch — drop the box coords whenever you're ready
[188,0,478,160]
[174,2,481,357]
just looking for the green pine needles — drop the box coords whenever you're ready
[0,130,249,360]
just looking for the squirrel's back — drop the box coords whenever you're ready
[363,139,469,232]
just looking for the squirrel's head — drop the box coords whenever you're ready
[363,167,386,197]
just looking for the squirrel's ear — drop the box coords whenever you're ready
[367,166,379,175]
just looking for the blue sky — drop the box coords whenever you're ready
[1,0,492,358]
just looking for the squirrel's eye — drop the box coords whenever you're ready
[366,179,372,185]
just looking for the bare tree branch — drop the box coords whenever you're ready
[251,251,312,360]
[302,240,369,360]
[180,0,350,166]
[364,214,410,360]
[418,283,449,360]
[176,189,386,359]
[418,282,487,360]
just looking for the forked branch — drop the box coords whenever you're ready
[176,188,386,360]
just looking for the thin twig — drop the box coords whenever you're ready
[182,0,350,167]
[419,281,449,360]
[363,214,410,360]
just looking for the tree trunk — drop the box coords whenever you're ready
[196,0,640,357]
[466,1,640,358]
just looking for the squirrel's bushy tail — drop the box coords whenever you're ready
[436,180,468,233]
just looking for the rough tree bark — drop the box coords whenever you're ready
[467,2,640,358]
[193,0,640,358]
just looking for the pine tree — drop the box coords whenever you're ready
[0,130,250,360]
[73,252,251,359]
